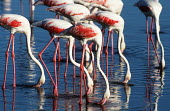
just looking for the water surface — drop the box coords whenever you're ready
[0,0,170,111]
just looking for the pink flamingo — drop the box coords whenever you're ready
[83,11,131,83]
[47,3,90,24]
[33,0,74,7]
[0,14,45,89]
[56,23,110,105]
[31,19,94,97]
[33,0,75,60]
[74,0,123,15]
[134,0,165,69]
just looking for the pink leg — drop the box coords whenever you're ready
[88,43,96,81]
[105,30,112,55]
[101,27,105,54]
[49,33,62,62]
[149,18,160,63]
[146,17,150,67]
[11,35,16,88]
[38,38,55,86]
[79,44,86,105]
[57,38,62,62]
[53,41,60,96]
[64,41,69,77]
[2,34,13,89]
[111,30,114,56]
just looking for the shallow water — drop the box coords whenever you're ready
[0,0,170,111]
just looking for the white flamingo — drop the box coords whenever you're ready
[0,14,45,89]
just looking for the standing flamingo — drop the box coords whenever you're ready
[134,0,165,69]
[56,23,110,105]
[82,11,131,83]
[47,3,90,24]
[31,19,94,97]
[0,14,45,89]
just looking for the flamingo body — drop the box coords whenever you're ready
[134,0,165,69]
[85,11,124,30]
[47,4,90,23]
[77,0,123,15]
[0,14,45,89]
[31,18,72,34]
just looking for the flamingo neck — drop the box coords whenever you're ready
[118,32,131,80]
[96,45,110,96]
[155,19,165,68]
[68,38,93,85]
[25,30,45,84]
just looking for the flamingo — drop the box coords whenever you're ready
[31,18,94,97]
[82,11,131,83]
[134,0,165,69]
[74,0,123,15]
[55,23,110,105]
[46,3,90,24]
[33,0,74,60]
[0,14,45,89]
[33,0,74,7]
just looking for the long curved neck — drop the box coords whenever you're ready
[96,45,110,92]
[155,17,165,68]
[68,38,92,80]
[118,31,131,80]
[25,29,45,83]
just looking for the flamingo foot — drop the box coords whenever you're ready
[2,84,6,90]
[105,50,108,56]
[80,65,84,72]
[33,82,44,88]
[87,87,93,95]
[122,79,129,84]
[13,84,16,88]
[97,98,107,105]
[57,56,62,62]
[53,88,58,96]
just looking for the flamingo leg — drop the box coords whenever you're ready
[111,30,114,56]
[11,34,16,88]
[149,18,160,63]
[64,41,69,77]
[101,27,105,54]
[79,44,86,104]
[49,33,62,62]
[2,33,13,89]
[105,30,112,55]
[146,17,151,67]
[53,40,60,97]
[38,38,56,87]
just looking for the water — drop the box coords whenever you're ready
[0,0,170,110]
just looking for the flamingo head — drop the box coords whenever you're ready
[98,89,110,105]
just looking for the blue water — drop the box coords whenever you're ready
[0,0,170,111]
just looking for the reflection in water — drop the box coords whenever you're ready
[29,0,35,23]
[2,88,16,111]
[145,52,165,111]
[3,0,11,11]
[36,88,45,110]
